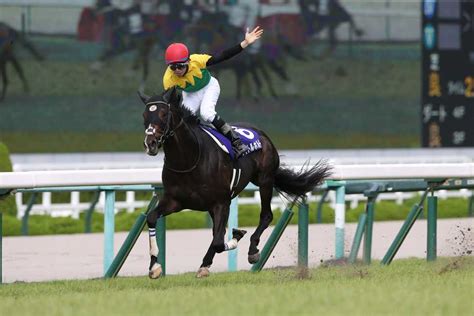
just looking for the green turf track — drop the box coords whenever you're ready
[0,258,472,316]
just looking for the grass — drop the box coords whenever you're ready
[0,257,472,315]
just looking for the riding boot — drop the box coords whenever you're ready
[212,115,249,159]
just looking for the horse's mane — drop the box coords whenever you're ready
[175,101,200,125]
[147,91,200,126]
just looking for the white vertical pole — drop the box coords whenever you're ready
[227,197,238,271]
[16,192,24,219]
[42,192,51,216]
[126,191,135,213]
[335,185,345,259]
[71,191,80,219]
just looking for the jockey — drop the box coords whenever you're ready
[162,26,264,159]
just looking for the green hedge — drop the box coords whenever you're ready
[0,142,17,216]
[1,197,472,236]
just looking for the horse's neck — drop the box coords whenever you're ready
[163,120,200,166]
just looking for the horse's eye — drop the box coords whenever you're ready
[158,110,167,121]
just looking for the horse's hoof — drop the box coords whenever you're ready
[232,228,247,241]
[148,263,162,279]
[196,267,210,278]
[248,252,260,264]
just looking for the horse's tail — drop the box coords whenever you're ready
[274,160,332,205]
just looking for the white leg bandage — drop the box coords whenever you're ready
[149,228,158,257]
[224,238,238,251]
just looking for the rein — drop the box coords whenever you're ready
[147,100,201,173]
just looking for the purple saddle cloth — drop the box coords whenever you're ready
[200,125,262,160]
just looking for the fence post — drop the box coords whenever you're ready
[228,197,238,271]
[335,185,345,259]
[21,192,38,236]
[348,213,367,264]
[298,200,309,268]
[363,194,377,264]
[104,193,159,278]
[103,190,115,275]
[85,191,101,233]
[251,205,294,272]
[316,190,329,223]
[157,216,166,276]
[381,189,430,265]
[427,194,437,261]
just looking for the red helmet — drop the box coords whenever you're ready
[165,43,189,64]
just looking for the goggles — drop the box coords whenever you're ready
[169,63,187,71]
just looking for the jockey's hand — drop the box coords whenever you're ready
[241,26,264,48]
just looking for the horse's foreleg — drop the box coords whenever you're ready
[249,182,274,264]
[146,197,179,279]
[249,67,262,101]
[10,56,29,92]
[0,61,7,101]
[198,204,245,278]
[196,227,246,279]
[257,62,278,99]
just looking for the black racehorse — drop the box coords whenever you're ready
[140,87,331,278]
[0,22,44,102]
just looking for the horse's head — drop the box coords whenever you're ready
[139,87,182,156]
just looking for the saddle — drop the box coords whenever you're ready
[200,124,262,160]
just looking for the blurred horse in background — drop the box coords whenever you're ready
[185,9,306,100]
[83,0,188,92]
[299,0,364,58]
[0,22,44,102]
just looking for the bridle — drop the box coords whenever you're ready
[145,100,201,173]
[145,101,183,146]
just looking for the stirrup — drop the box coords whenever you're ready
[232,142,249,158]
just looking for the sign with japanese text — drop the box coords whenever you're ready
[421,0,474,147]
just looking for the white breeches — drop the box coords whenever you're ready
[182,76,220,123]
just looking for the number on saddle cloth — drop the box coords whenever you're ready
[199,125,262,160]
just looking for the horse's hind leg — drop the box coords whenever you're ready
[248,181,274,264]
[146,196,180,279]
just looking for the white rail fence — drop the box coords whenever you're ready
[9,149,474,219]
[3,163,474,219]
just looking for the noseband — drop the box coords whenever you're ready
[146,101,184,146]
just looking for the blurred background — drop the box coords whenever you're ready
[0,0,471,153]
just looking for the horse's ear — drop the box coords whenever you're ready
[163,86,179,105]
[137,90,150,104]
